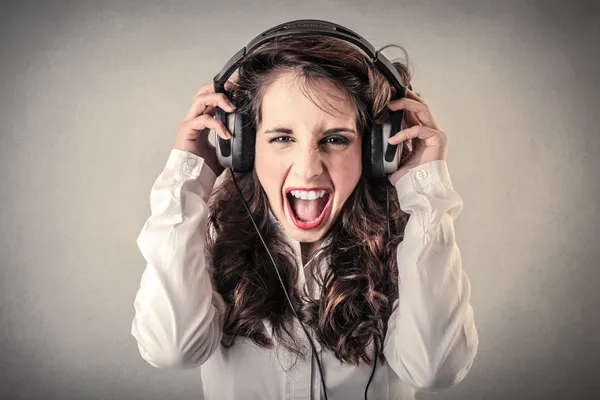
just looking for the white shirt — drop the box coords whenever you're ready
[131,149,479,400]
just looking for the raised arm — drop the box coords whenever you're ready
[383,160,479,391]
[131,149,226,369]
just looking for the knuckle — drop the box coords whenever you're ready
[198,92,225,105]
[191,95,204,108]
[193,91,215,104]
[438,130,448,142]
[178,121,193,135]
[196,83,213,95]
[198,113,212,123]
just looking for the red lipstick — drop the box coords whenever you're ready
[284,186,332,230]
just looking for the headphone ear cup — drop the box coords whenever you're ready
[364,109,404,178]
[215,106,233,169]
[364,123,384,178]
[231,110,255,172]
[382,109,404,175]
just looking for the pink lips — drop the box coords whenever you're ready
[284,186,332,230]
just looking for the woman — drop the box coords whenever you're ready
[131,32,478,400]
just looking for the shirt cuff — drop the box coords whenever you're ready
[394,160,455,196]
[165,149,217,196]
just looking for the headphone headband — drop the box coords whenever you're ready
[213,19,407,98]
[212,19,406,177]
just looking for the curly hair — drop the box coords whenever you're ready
[206,35,415,366]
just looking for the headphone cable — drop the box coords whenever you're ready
[229,170,389,400]
[363,182,390,398]
[230,169,329,400]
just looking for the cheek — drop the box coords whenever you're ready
[330,145,362,192]
[255,141,288,198]
[256,146,279,169]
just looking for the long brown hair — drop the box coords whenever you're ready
[206,35,415,366]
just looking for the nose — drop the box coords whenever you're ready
[292,146,324,182]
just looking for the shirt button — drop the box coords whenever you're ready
[416,169,428,180]
[186,158,197,167]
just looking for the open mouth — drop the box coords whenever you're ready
[285,187,332,230]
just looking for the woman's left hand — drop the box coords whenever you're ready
[386,89,448,185]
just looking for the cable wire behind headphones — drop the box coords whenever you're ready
[229,169,330,400]
[229,169,389,400]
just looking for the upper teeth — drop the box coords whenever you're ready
[289,190,327,200]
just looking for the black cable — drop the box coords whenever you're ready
[230,169,329,400]
[364,183,390,399]
[229,170,391,400]
[386,182,391,238]
[364,343,379,399]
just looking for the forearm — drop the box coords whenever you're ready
[131,149,226,369]
[384,160,478,391]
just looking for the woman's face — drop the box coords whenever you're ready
[254,71,362,244]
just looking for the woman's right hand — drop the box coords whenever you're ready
[174,79,238,177]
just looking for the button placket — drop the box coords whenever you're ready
[288,317,314,400]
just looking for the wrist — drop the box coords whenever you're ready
[173,142,199,156]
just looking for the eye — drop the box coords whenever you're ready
[268,136,295,143]
[321,135,350,146]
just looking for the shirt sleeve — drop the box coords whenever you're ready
[383,160,479,391]
[131,149,227,369]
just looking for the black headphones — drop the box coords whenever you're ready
[212,19,407,178]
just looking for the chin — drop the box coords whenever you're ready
[284,221,331,243]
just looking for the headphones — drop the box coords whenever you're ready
[212,19,407,178]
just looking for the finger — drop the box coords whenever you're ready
[185,92,236,121]
[388,98,440,130]
[188,114,232,139]
[403,110,421,128]
[196,77,240,97]
[405,88,424,103]
[387,124,440,145]
[196,83,214,96]
[224,75,239,91]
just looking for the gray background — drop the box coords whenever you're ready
[1,0,599,399]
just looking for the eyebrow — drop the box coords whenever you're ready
[263,127,357,135]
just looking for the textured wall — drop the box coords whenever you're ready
[1,0,599,399]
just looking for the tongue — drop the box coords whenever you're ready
[291,197,328,222]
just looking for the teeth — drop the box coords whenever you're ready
[289,190,327,200]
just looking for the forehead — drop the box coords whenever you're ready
[259,71,356,128]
